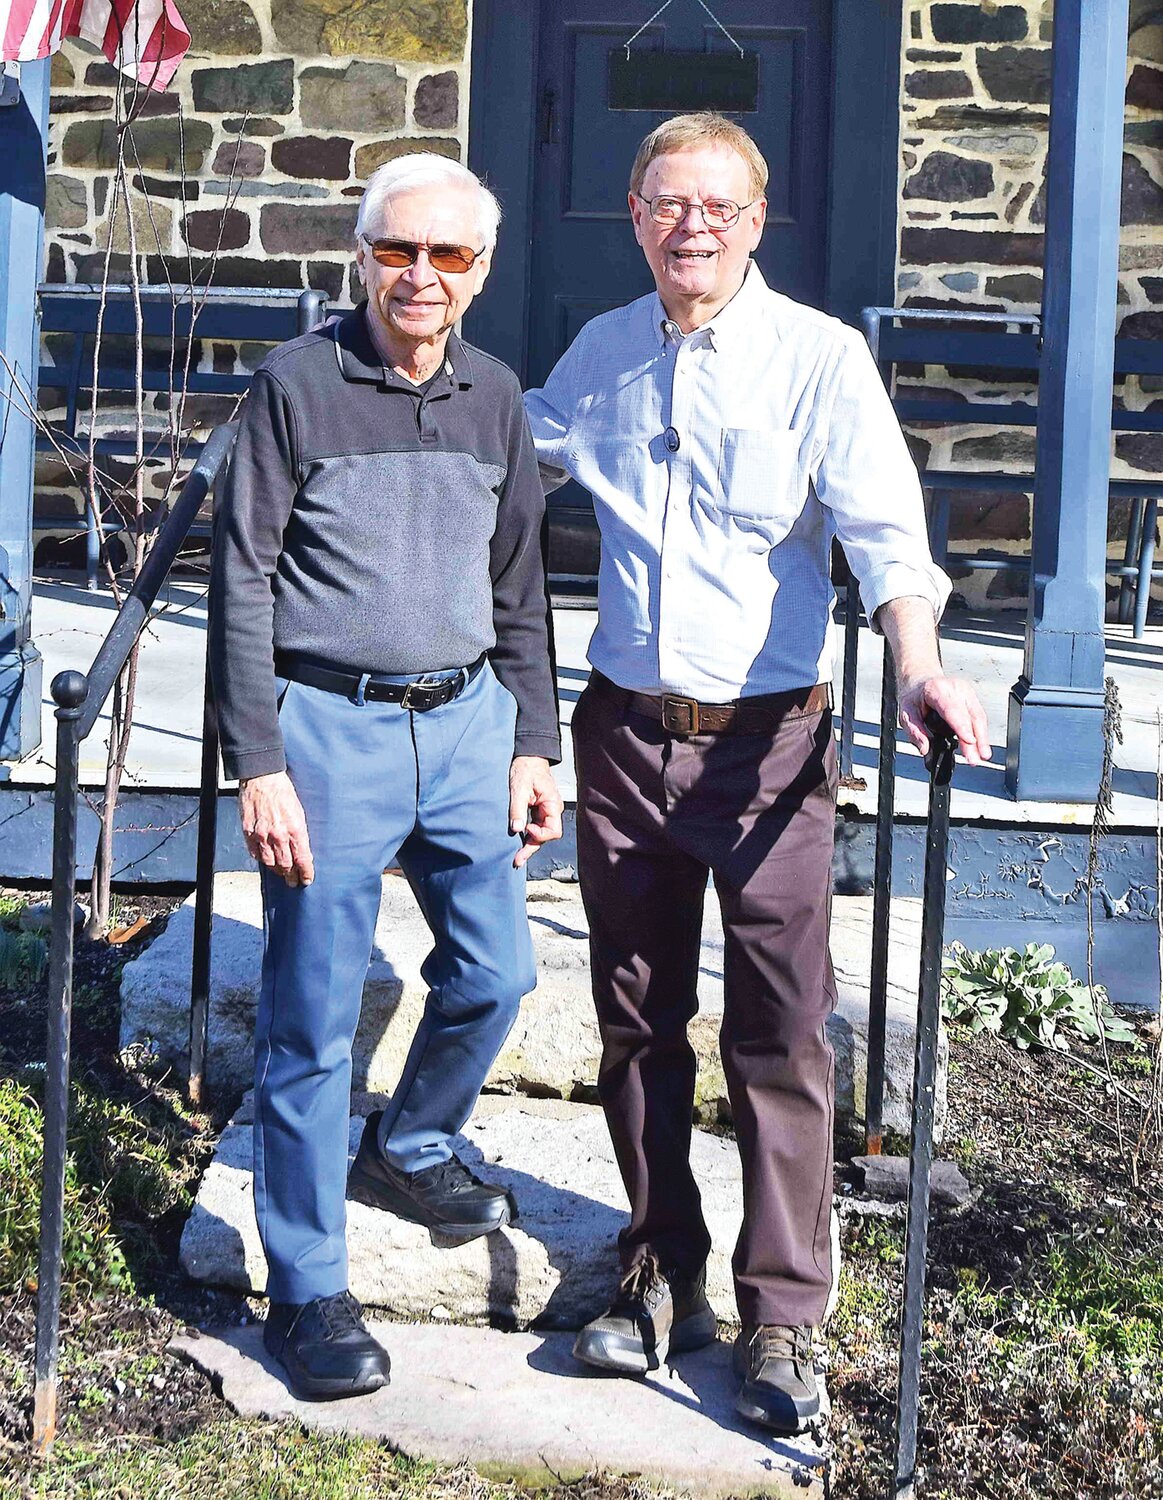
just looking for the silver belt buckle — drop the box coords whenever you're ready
[401,674,450,712]
[661,694,700,734]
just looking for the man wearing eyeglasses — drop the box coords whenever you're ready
[525,113,989,1434]
[211,154,562,1402]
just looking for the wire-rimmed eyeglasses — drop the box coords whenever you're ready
[637,195,757,229]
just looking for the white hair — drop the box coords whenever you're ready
[355,153,502,251]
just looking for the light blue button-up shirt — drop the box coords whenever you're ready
[524,263,951,700]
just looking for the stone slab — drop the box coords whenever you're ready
[179,1097,841,1330]
[169,1321,826,1497]
[121,874,943,1138]
[850,1154,978,1209]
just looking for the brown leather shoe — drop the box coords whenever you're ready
[733,1323,822,1433]
[572,1251,717,1374]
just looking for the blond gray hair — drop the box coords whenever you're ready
[629,113,768,200]
[356,154,502,250]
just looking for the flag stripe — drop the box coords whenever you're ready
[2,0,188,89]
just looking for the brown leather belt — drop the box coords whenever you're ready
[590,672,831,736]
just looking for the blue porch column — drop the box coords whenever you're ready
[1006,0,1129,801]
[0,59,49,761]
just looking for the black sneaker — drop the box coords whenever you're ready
[346,1109,516,1248]
[572,1252,717,1374]
[263,1291,390,1401]
[733,1323,822,1433]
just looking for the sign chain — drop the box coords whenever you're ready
[624,0,745,59]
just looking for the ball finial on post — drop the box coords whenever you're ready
[50,671,88,710]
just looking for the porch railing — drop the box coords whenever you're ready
[836,305,1163,787]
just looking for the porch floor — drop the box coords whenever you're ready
[8,576,1161,827]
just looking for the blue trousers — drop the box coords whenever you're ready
[252,662,535,1304]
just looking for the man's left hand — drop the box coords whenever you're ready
[509,756,564,868]
[898,673,992,767]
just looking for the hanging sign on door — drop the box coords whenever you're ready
[608,48,759,112]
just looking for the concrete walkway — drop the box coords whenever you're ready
[17,577,1163,826]
[169,1320,828,1497]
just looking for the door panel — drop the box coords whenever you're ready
[527,1,833,577]
[528,0,834,389]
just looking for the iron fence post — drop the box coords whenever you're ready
[189,502,220,1107]
[891,716,955,1500]
[838,552,860,783]
[865,650,898,1155]
[32,667,89,1455]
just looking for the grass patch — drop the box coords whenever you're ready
[0,1067,205,1301]
[0,1077,130,1298]
[0,928,48,990]
[10,1425,486,1499]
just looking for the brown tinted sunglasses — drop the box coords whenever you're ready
[360,234,485,273]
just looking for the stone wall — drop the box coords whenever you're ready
[36,1,469,559]
[33,1,1163,611]
[45,0,467,298]
[898,0,1163,611]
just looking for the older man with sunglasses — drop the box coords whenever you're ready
[211,154,562,1401]
[525,113,989,1435]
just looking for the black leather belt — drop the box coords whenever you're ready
[590,672,831,735]
[276,653,485,711]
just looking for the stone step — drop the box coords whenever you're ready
[170,1320,826,1497]
[122,873,944,1138]
[181,1095,842,1329]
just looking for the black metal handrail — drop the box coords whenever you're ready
[894,714,956,1498]
[29,417,961,1491]
[32,420,236,1454]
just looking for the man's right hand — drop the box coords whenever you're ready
[239,771,315,887]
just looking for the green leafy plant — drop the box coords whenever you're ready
[0,1077,129,1297]
[941,942,1137,1052]
[0,927,47,990]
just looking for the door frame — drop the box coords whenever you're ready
[464,0,904,381]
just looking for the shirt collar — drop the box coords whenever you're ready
[331,305,474,390]
[651,259,770,352]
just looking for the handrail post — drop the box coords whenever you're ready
[891,716,956,1500]
[865,651,897,1154]
[297,288,325,334]
[1133,498,1158,641]
[189,500,220,1107]
[1118,497,1144,626]
[25,422,235,1452]
[32,668,89,1456]
[838,550,861,785]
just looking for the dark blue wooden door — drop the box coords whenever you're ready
[526,0,834,390]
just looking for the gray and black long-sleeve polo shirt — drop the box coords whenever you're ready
[210,306,560,781]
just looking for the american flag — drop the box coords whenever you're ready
[2,0,190,90]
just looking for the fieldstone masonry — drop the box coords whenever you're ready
[33,1,1163,600]
[37,3,470,554]
[899,0,1163,610]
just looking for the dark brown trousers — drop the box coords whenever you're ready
[572,674,838,1328]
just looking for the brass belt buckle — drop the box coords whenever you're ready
[661,694,700,735]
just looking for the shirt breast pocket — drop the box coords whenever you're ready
[715,427,803,521]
